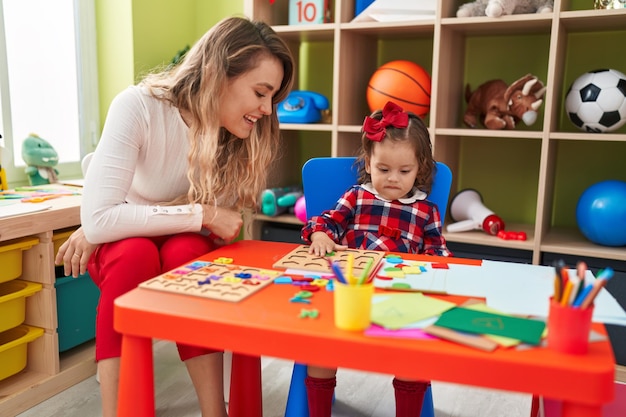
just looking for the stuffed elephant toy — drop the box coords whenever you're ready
[463,74,547,130]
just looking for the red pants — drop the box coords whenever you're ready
[88,233,219,362]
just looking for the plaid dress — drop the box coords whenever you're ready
[301,184,451,256]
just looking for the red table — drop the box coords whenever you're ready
[114,240,615,417]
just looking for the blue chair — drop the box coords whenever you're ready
[284,156,453,417]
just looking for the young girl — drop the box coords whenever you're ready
[301,101,451,417]
[55,16,294,417]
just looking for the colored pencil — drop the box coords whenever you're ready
[580,267,615,309]
[345,253,354,284]
[357,258,374,285]
[330,261,347,284]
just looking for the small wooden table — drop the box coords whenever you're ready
[114,240,615,417]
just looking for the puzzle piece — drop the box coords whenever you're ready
[273,245,384,278]
[140,260,281,302]
[374,257,449,294]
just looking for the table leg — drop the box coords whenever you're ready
[561,401,602,417]
[117,334,155,417]
[228,353,262,417]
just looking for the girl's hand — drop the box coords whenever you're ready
[202,205,243,244]
[54,227,98,278]
[308,232,347,256]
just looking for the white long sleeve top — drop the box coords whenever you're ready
[81,86,203,244]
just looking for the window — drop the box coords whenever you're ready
[0,0,99,185]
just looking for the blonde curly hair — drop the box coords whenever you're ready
[142,16,294,211]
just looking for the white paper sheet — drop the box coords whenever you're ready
[480,260,626,326]
[0,202,52,218]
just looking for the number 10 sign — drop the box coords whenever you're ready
[289,0,331,25]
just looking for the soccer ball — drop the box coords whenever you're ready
[565,69,626,133]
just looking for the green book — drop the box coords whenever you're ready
[434,307,546,346]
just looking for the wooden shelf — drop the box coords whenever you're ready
[559,7,626,31]
[550,131,626,142]
[243,211,304,240]
[444,223,535,251]
[253,213,304,226]
[435,128,544,139]
[340,20,436,35]
[244,0,626,268]
[273,24,335,41]
[279,123,333,132]
[0,194,95,415]
[441,13,553,34]
[0,342,96,416]
[542,227,626,262]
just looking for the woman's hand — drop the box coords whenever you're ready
[308,232,347,256]
[202,205,243,245]
[54,227,98,278]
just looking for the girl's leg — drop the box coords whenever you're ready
[306,366,338,417]
[89,237,162,417]
[159,233,227,417]
[393,378,430,417]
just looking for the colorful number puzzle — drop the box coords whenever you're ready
[272,245,385,277]
[139,259,282,302]
[374,256,450,294]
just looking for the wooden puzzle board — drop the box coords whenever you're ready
[139,260,281,302]
[374,258,450,294]
[272,245,385,277]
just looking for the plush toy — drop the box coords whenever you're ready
[22,133,59,186]
[463,74,546,130]
[457,0,553,17]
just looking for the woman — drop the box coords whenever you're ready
[56,16,294,417]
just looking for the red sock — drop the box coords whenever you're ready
[305,376,336,417]
[393,378,430,417]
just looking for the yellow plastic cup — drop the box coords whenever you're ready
[333,283,374,331]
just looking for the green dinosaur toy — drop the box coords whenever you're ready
[22,133,59,186]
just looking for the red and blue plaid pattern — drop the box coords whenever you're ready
[302,185,451,256]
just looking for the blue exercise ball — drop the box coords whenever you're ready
[576,180,626,246]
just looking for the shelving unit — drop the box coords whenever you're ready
[243,0,626,267]
[0,195,96,416]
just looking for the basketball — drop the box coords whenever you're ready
[367,60,432,118]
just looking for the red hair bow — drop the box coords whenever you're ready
[362,101,409,142]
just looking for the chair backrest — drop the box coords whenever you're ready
[301,157,452,225]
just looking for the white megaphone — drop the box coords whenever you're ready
[446,189,505,236]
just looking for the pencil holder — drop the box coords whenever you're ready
[547,298,593,355]
[333,283,374,331]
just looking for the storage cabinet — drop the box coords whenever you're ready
[243,0,626,268]
[0,195,95,416]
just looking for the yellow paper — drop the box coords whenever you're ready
[371,293,455,330]
[402,266,422,274]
